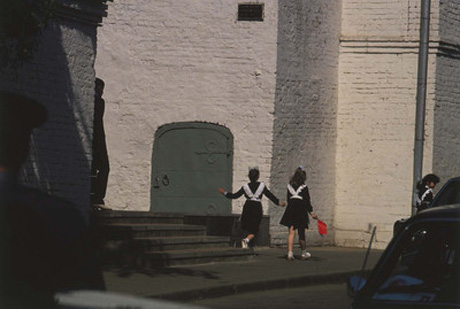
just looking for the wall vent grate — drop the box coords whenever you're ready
[238,4,264,22]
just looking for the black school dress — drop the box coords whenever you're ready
[416,186,434,213]
[280,184,313,230]
[224,181,280,235]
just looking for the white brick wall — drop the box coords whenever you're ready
[95,0,460,249]
[95,0,279,213]
[342,0,439,40]
[336,0,442,249]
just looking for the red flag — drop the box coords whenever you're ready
[317,219,327,236]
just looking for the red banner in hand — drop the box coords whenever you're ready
[317,219,327,236]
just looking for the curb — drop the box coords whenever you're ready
[149,270,369,302]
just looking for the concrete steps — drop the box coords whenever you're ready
[95,211,185,225]
[145,247,253,267]
[102,223,208,238]
[93,211,254,268]
[106,235,231,251]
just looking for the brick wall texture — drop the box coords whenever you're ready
[335,0,460,249]
[0,4,102,217]
[433,1,460,182]
[0,0,106,215]
[95,0,279,215]
[96,0,460,248]
[270,1,341,246]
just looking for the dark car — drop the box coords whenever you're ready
[349,204,460,308]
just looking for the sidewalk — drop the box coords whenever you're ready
[102,246,383,302]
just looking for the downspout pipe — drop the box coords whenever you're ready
[412,0,431,216]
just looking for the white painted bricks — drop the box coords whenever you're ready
[96,0,460,249]
[96,0,279,214]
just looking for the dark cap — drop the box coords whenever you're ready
[0,91,47,130]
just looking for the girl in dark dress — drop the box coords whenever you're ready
[218,167,285,248]
[280,166,317,260]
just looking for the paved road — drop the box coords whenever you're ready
[188,283,352,309]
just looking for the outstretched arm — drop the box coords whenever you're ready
[218,187,244,199]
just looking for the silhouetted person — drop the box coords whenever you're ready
[0,91,105,308]
[91,78,110,210]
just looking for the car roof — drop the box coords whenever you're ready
[415,204,460,220]
[431,176,460,205]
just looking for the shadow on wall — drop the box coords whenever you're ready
[0,20,94,216]
[270,1,341,246]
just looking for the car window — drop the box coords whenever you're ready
[371,222,459,305]
[432,180,460,207]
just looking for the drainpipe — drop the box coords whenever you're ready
[412,0,431,216]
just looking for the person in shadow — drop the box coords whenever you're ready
[91,77,111,211]
[0,91,105,308]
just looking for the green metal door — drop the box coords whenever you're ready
[150,122,233,215]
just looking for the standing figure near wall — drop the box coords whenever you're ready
[91,78,111,210]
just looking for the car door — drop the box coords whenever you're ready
[353,220,460,308]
